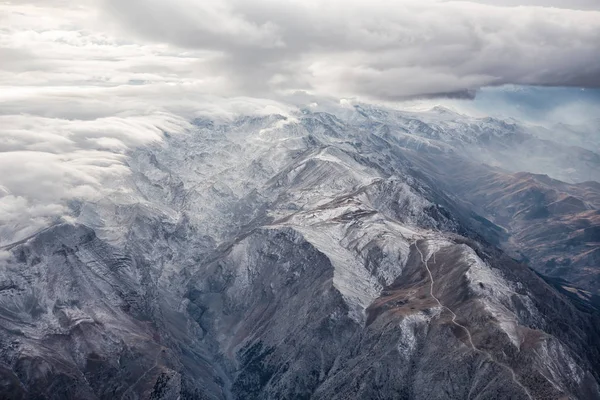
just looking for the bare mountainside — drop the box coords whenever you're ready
[1,108,599,399]
[413,157,600,296]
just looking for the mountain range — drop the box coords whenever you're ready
[1,105,599,399]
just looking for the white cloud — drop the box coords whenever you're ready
[0,0,598,244]
[0,2,296,244]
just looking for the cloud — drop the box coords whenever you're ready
[0,111,187,244]
[0,2,297,244]
[0,86,293,244]
[4,0,600,101]
[0,0,599,243]
[100,0,600,100]
[452,0,600,10]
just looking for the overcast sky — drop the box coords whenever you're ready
[0,0,599,244]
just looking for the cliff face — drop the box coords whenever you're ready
[1,108,599,399]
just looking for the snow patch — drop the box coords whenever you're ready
[295,224,382,324]
[397,309,441,357]
[463,246,526,347]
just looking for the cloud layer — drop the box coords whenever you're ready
[0,0,599,243]
[0,2,294,244]
[101,0,600,99]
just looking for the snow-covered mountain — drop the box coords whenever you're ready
[1,106,599,399]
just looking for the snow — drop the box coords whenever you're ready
[462,245,533,348]
[396,309,441,357]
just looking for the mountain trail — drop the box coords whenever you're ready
[414,239,534,400]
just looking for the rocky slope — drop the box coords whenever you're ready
[1,107,599,399]
[413,159,600,295]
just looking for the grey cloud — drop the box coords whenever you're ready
[454,0,600,10]
[100,0,600,100]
